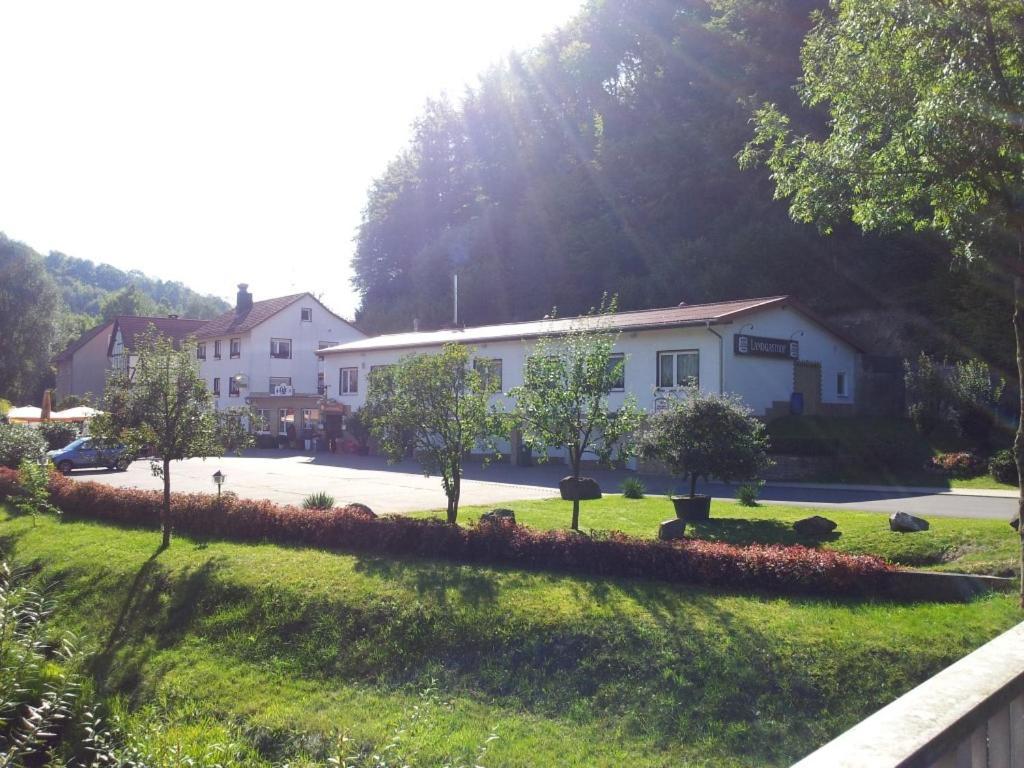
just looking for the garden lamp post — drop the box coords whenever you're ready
[212,470,225,500]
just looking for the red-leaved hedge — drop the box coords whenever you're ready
[0,467,21,502]
[28,474,892,596]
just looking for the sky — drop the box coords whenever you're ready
[0,1,585,319]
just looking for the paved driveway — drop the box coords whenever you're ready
[66,449,1019,519]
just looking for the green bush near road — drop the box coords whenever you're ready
[0,506,1018,767]
[0,422,46,468]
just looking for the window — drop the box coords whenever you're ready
[473,358,503,392]
[230,338,241,358]
[212,377,221,396]
[318,341,337,350]
[340,367,359,395]
[279,408,295,435]
[270,338,292,359]
[269,376,292,392]
[657,350,699,389]
[837,371,849,398]
[301,408,315,429]
[606,353,625,391]
[196,342,206,360]
[301,307,313,322]
[213,340,222,359]
[317,371,325,395]
[229,377,240,397]
[254,409,271,434]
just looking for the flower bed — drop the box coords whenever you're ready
[7,473,894,596]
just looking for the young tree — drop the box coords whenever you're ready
[94,328,219,547]
[739,0,1024,604]
[214,406,256,454]
[510,300,642,531]
[639,388,770,500]
[364,344,505,524]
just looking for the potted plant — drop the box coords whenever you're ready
[640,388,769,521]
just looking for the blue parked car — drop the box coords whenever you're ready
[48,437,133,474]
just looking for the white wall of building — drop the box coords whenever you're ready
[321,304,858,419]
[200,297,363,411]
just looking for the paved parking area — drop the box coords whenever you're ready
[66,448,1019,519]
[68,450,558,514]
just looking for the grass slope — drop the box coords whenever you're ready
[0,507,1019,767]
[418,497,1020,576]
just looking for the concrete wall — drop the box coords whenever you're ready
[201,297,364,411]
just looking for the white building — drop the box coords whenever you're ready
[197,285,365,441]
[318,296,863,462]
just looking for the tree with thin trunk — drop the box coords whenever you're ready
[511,298,642,531]
[738,0,1024,604]
[93,327,218,548]
[364,344,505,524]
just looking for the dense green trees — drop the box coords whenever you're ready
[739,0,1024,600]
[0,232,227,405]
[350,0,1010,375]
[0,235,61,403]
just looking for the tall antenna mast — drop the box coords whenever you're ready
[453,274,459,326]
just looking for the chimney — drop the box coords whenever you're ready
[236,283,253,312]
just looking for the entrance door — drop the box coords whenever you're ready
[794,362,822,416]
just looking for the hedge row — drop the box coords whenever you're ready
[0,471,894,596]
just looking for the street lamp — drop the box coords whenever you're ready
[212,470,225,499]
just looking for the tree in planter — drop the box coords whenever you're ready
[364,344,506,524]
[93,328,219,548]
[640,388,769,520]
[510,299,642,531]
[739,0,1024,603]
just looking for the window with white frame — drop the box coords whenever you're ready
[228,377,240,397]
[837,371,849,398]
[254,408,271,434]
[606,353,625,391]
[196,342,206,360]
[301,408,315,429]
[473,358,503,392]
[213,340,222,359]
[212,377,220,396]
[317,371,325,394]
[230,338,241,358]
[340,367,359,395]
[270,338,292,359]
[301,307,313,322]
[269,377,292,392]
[279,408,295,435]
[657,350,699,389]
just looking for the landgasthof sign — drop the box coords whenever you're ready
[734,334,799,359]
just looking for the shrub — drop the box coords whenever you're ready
[0,422,47,468]
[621,477,645,499]
[989,449,1018,486]
[303,491,336,510]
[12,459,59,519]
[0,467,20,501]
[37,420,79,451]
[35,474,892,597]
[766,416,929,471]
[928,451,986,479]
[736,480,764,507]
[639,388,769,498]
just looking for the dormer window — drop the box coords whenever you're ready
[301,307,313,322]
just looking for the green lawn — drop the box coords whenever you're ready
[416,496,1021,577]
[1,505,1021,767]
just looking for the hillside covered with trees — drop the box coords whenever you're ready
[0,232,228,403]
[352,0,1010,374]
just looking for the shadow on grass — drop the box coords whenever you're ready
[352,555,499,606]
[686,516,841,548]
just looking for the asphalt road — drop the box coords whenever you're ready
[65,448,1020,520]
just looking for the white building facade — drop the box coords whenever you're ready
[318,296,862,462]
[197,285,365,442]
